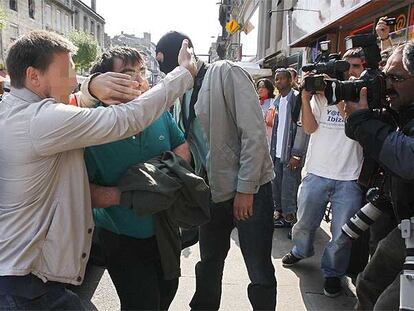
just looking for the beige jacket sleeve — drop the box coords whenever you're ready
[223,66,270,194]
[77,76,99,108]
[29,66,193,156]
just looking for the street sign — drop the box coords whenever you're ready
[226,19,240,35]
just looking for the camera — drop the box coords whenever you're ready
[342,187,392,240]
[303,34,387,110]
[302,40,350,93]
[385,17,396,26]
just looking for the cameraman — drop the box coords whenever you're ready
[282,72,363,297]
[343,47,365,79]
[344,43,414,310]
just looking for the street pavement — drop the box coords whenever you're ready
[75,221,357,310]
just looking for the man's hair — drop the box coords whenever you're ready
[286,67,298,79]
[275,68,292,80]
[256,78,275,98]
[403,40,414,76]
[90,46,144,74]
[342,47,365,61]
[6,30,77,89]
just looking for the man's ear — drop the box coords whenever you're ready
[26,66,41,88]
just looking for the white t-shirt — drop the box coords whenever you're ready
[304,94,363,181]
[275,95,288,158]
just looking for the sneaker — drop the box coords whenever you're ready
[274,218,293,228]
[323,277,342,298]
[274,210,284,221]
[282,251,302,267]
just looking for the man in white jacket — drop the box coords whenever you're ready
[0,30,196,310]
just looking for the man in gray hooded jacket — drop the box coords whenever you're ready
[156,31,276,311]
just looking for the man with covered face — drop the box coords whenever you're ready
[156,31,276,310]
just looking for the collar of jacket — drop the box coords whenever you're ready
[10,87,42,103]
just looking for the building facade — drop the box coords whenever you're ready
[73,0,104,47]
[0,0,105,65]
[0,0,43,64]
[44,0,73,35]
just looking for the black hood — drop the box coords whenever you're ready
[156,31,193,74]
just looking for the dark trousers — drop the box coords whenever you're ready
[97,228,178,311]
[272,157,301,216]
[0,287,85,310]
[190,183,276,311]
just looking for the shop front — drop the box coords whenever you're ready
[289,0,414,63]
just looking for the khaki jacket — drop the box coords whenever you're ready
[195,61,274,202]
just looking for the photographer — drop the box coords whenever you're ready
[282,71,363,297]
[344,43,414,310]
[376,16,393,51]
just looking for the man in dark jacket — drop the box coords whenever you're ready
[271,68,308,232]
[344,43,414,310]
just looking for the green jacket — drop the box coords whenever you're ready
[118,151,210,280]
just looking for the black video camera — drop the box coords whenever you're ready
[302,40,350,93]
[304,34,387,110]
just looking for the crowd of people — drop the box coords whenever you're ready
[0,15,413,311]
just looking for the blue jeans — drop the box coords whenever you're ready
[0,287,85,310]
[272,157,301,215]
[190,183,276,310]
[292,173,362,278]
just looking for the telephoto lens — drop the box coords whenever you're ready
[342,187,392,239]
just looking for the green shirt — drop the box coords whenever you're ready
[84,112,186,239]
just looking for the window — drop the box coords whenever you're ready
[90,20,95,36]
[56,10,61,32]
[74,11,79,30]
[96,24,101,45]
[65,14,69,33]
[9,24,19,42]
[9,0,17,11]
[45,5,51,27]
[28,0,35,19]
[83,16,88,32]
